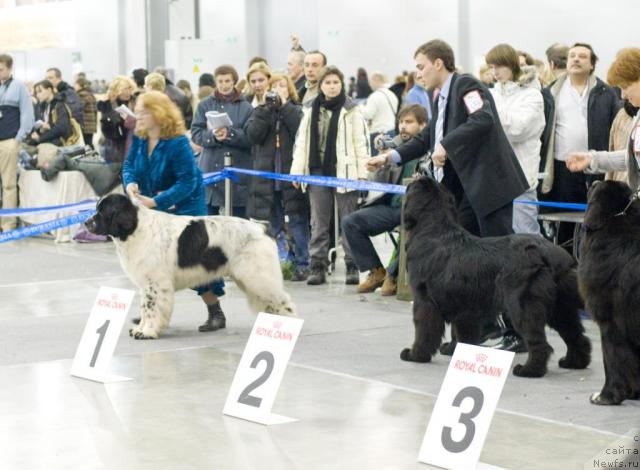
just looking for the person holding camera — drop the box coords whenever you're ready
[342,105,426,295]
[245,74,310,281]
[290,65,371,286]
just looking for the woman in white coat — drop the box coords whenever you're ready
[486,44,546,234]
[291,66,371,285]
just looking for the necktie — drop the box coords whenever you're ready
[434,94,445,182]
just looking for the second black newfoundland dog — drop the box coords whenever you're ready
[400,177,591,378]
[580,180,640,405]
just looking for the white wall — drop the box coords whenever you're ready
[466,0,639,79]
[2,0,140,82]
[198,0,251,72]
[3,0,639,85]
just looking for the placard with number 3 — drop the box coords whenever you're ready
[70,286,135,383]
[419,343,514,469]
[223,312,304,425]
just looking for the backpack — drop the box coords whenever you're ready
[51,102,84,147]
[97,100,127,142]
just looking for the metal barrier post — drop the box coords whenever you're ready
[224,152,233,216]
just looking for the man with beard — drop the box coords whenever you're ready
[342,104,427,296]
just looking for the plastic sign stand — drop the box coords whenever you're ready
[419,343,515,470]
[70,287,135,384]
[223,312,304,425]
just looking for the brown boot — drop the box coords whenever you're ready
[357,266,386,293]
[380,274,397,296]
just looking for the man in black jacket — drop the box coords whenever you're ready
[367,39,529,352]
[368,39,528,237]
[45,67,84,128]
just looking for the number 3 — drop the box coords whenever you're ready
[237,351,275,407]
[441,386,484,453]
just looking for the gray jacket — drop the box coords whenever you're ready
[588,113,640,190]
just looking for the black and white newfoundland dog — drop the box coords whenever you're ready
[580,180,640,405]
[85,194,296,339]
[400,177,591,378]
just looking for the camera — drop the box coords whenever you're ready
[415,151,434,177]
[264,91,281,109]
[374,135,396,151]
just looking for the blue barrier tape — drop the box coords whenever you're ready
[202,171,226,186]
[0,198,97,217]
[0,210,96,244]
[513,200,587,211]
[223,167,407,194]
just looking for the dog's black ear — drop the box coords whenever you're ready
[102,195,138,241]
[583,181,632,232]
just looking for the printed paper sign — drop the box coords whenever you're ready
[419,343,515,469]
[463,90,484,114]
[70,287,135,383]
[223,313,304,425]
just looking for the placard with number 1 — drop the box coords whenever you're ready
[70,286,135,383]
[223,312,303,425]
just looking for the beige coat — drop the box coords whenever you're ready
[291,102,371,193]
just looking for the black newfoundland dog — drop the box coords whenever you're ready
[580,180,640,405]
[400,177,591,378]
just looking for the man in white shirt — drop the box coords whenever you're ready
[540,43,621,248]
[361,72,399,155]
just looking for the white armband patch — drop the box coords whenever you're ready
[463,90,483,114]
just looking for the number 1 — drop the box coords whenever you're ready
[90,320,110,368]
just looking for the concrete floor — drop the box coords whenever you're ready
[1,237,638,470]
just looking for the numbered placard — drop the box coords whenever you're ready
[419,343,515,469]
[223,312,303,425]
[70,287,135,383]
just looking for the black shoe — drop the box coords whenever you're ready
[132,317,141,325]
[198,302,226,332]
[307,263,326,285]
[479,323,503,343]
[291,267,309,282]
[345,262,359,285]
[492,333,527,353]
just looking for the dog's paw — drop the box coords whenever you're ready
[133,330,158,340]
[558,355,589,369]
[129,325,142,337]
[400,348,431,363]
[590,391,622,406]
[513,363,545,378]
[439,341,457,356]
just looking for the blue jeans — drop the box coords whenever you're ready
[341,203,401,272]
[513,188,541,235]
[269,191,310,268]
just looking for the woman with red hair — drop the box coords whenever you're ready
[123,91,228,333]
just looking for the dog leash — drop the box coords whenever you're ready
[613,188,640,217]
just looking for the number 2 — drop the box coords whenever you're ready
[237,351,275,407]
[90,320,110,368]
[441,386,484,453]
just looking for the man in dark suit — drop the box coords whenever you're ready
[368,39,529,352]
[368,39,528,237]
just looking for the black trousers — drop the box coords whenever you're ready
[544,159,588,248]
[456,193,514,237]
